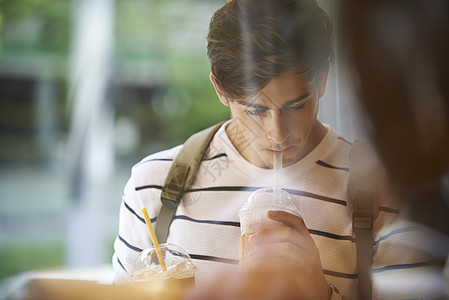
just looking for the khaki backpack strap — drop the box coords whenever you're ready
[353,190,374,300]
[155,121,225,243]
[347,139,379,300]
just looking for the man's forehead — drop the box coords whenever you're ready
[234,71,316,107]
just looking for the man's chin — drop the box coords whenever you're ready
[259,148,300,168]
[259,154,299,169]
[279,156,299,168]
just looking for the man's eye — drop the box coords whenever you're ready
[244,108,267,116]
[285,103,305,111]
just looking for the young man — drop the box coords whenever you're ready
[113,0,402,298]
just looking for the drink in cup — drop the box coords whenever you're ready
[238,187,301,267]
[131,243,197,297]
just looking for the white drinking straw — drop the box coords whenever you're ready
[273,151,282,200]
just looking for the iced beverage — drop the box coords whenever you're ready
[239,188,301,267]
[131,243,196,297]
[239,233,255,265]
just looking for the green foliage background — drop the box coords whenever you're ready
[0,0,228,280]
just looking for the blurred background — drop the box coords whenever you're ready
[0,0,352,294]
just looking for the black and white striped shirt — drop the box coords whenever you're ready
[113,121,433,299]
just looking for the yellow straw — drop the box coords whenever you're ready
[142,208,167,271]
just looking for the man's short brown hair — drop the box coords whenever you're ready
[207,0,333,101]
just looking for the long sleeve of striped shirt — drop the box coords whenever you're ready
[112,180,152,283]
[112,146,176,283]
[372,217,449,299]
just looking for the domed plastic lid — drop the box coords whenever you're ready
[239,187,300,217]
[132,243,196,282]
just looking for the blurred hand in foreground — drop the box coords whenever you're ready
[187,210,331,300]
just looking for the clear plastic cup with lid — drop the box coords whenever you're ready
[238,187,301,266]
[131,243,197,297]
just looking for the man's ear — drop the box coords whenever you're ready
[316,67,330,98]
[210,72,230,106]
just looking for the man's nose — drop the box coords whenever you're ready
[266,111,289,144]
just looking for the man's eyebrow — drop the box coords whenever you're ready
[281,93,311,108]
[239,92,311,109]
[243,102,267,109]
[238,99,268,109]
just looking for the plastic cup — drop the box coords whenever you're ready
[131,243,197,297]
[238,188,301,266]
